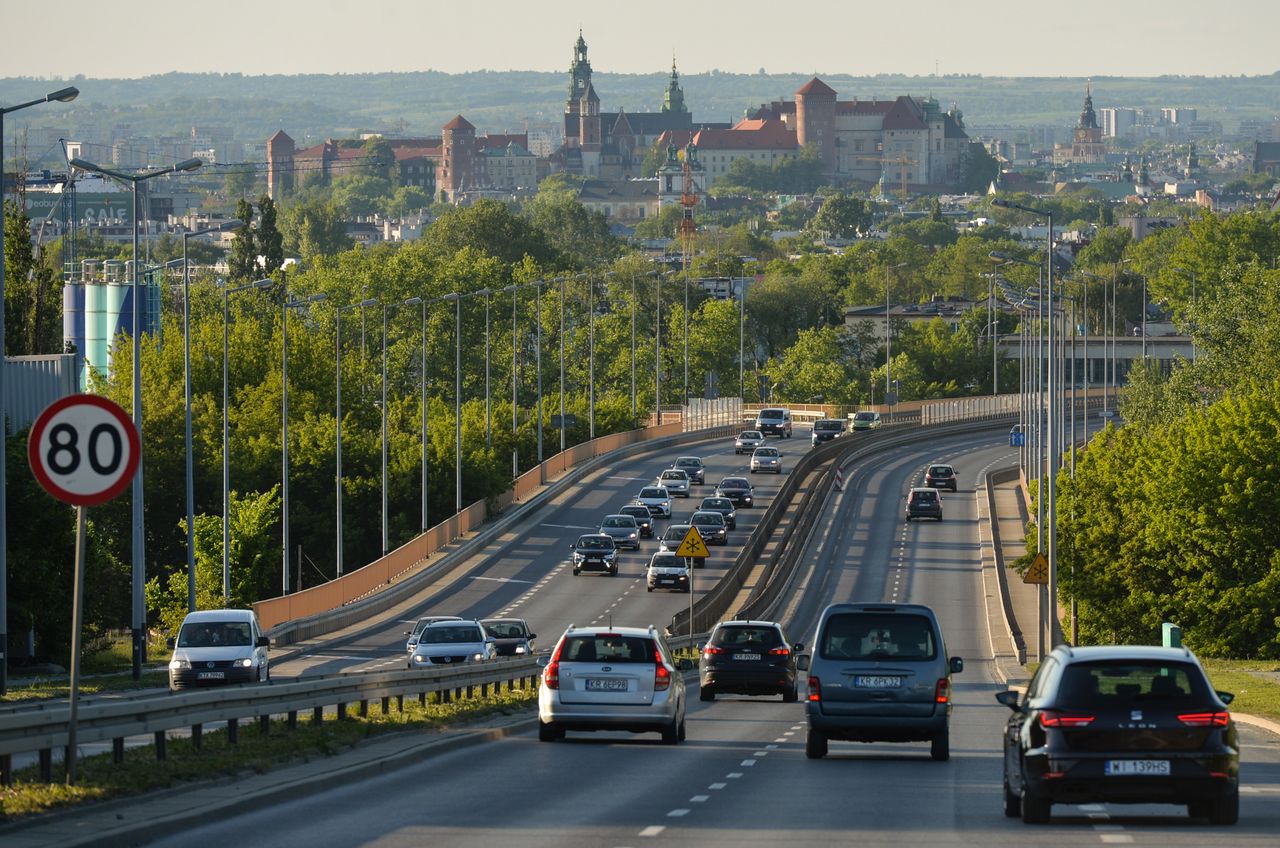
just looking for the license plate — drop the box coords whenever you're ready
[735,653,762,661]
[585,678,628,692]
[854,675,902,688]
[1105,760,1170,776]
[196,671,225,680]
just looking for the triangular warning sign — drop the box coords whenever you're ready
[675,525,709,558]
[1023,552,1049,585]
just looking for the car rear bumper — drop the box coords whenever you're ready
[1023,751,1239,804]
[806,705,947,741]
[540,697,680,731]
[702,668,794,694]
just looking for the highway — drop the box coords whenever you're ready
[145,428,1280,847]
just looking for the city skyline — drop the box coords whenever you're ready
[5,0,1279,80]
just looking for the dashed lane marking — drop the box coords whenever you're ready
[638,826,665,837]
[690,795,709,803]
[740,759,756,766]
[726,772,743,779]
[708,783,726,790]
[667,809,690,817]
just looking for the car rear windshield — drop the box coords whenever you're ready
[560,635,657,664]
[712,626,783,649]
[819,613,937,661]
[929,466,952,476]
[177,621,253,648]
[422,626,483,644]
[913,491,938,503]
[1056,661,1211,708]
[481,621,527,638]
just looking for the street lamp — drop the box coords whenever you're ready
[630,271,637,421]
[557,276,569,454]
[884,262,908,415]
[71,152,202,678]
[443,293,463,513]
[222,278,272,602]
[336,298,377,575]
[655,271,664,426]
[282,289,327,594]
[179,219,241,612]
[502,284,520,479]
[0,84,78,694]
[382,297,420,556]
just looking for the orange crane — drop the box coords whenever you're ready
[853,152,919,202]
[679,145,699,272]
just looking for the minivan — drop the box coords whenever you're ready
[168,609,270,691]
[797,603,962,760]
[754,408,793,439]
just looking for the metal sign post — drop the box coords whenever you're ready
[27,394,140,785]
[675,526,709,644]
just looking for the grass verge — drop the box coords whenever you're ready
[0,686,536,821]
[2,670,170,704]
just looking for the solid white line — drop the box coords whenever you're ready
[542,523,597,530]
[1099,837,1133,845]
[1092,824,1123,830]
[638,825,665,837]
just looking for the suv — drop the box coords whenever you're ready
[754,408,793,439]
[798,603,962,761]
[658,468,691,498]
[850,410,882,431]
[646,551,690,593]
[906,487,943,521]
[925,464,957,492]
[734,430,766,454]
[997,645,1239,825]
[404,614,464,653]
[537,625,692,743]
[673,456,706,485]
[408,620,497,669]
[811,419,845,445]
[618,503,655,538]
[571,533,619,576]
[479,618,536,656]
[699,620,802,702]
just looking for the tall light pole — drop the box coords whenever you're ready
[71,153,202,678]
[655,271,663,425]
[739,276,747,400]
[484,289,492,447]
[1,85,78,694]
[557,276,567,453]
[885,263,907,414]
[336,298,377,575]
[282,289,327,593]
[450,293,463,513]
[179,219,241,612]
[630,271,637,421]
[535,280,544,470]
[503,284,519,478]
[382,297,420,556]
[222,278,272,602]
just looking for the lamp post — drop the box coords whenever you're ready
[630,271,637,421]
[446,293,463,513]
[885,262,907,417]
[535,280,544,470]
[282,289,327,593]
[503,284,519,478]
[557,276,567,454]
[1,85,78,694]
[484,289,492,447]
[739,276,747,400]
[222,278,272,602]
[655,271,663,426]
[335,298,377,575]
[381,297,420,556]
[71,152,202,678]
[179,219,241,611]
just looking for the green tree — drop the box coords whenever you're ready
[387,185,432,219]
[280,197,352,261]
[526,187,618,268]
[805,193,871,240]
[3,199,62,355]
[224,167,258,200]
[424,198,557,271]
[257,194,284,273]
[769,326,863,404]
[228,198,258,281]
[958,143,1000,194]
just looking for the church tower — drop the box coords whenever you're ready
[566,30,592,117]
[1070,84,1105,163]
[662,57,688,114]
[579,82,602,176]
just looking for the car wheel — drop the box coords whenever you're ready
[661,715,681,745]
[700,686,715,702]
[647,586,654,592]
[263,664,271,683]
[782,686,798,703]
[1020,788,1051,824]
[572,568,580,576]
[805,727,828,759]
[905,515,912,522]
[677,717,687,742]
[538,721,562,743]
[1209,788,1239,825]
[1003,782,1022,818]
[931,726,950,761]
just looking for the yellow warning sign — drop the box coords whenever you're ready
[1023,552,1049,585]
[674,526,710,558]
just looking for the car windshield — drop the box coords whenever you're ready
[738,431,762,440]
[577,536,612,550]
[758,409,784,420]
[602,517,633,528]
[755,448,778,457]
[815,421,841,431]
[422,626,483,644]
[177,621,253,648]
[854,412,876,421]
[560,635,657,664]
[676,458,701,468]
[481,621,527,639]
[692,513,723,525]
[664,526,690,541]
[639,488,666,499]
[621,507,649,519]
[819,613,937,660]
[720,479,748,489]
[712,626,783,649]
[661,471,685,480]
[1056,661,1210,708]
[702,499,731,510]
[650,554,679,568]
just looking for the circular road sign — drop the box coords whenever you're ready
[27,394,140,506]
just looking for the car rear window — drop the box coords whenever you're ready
[913,490,937,503]
[560,635,657,664]
[818,613,937,661]
[929,466,952,476]
[1056,661,1211,708]
[422,626,483,644]
[712,626,783,649]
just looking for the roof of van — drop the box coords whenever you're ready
[182,609,257,623]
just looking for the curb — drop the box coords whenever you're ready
[1232,712,1280,738]
[976,474,1027,688]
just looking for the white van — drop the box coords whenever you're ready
[754,408,793,439]
[168,609,270,692]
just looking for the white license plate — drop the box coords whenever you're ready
[854,675,902,688]
[196,671,225,680]
[734,653,762,661]
[585,678,628,692]
[1105,759,1170,776]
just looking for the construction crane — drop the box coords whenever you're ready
[853,152,919,202]
[679,143,699,273]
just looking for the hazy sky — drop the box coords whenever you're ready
[6,0,1279,79]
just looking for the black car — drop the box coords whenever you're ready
[698,496,737,530]
[905,487,942,521]
[997,645,1239,825]
[570,533,618,576]
[689,510,729,546]
[811,419,845,446]
[700,620,802,702]
[618,504,655,538]
[715,477,755,508]
[925,464,957,492]
[479,618,537,656]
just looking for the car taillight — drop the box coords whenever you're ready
[934,678,950,704]
[1178,711,1230,727]
[1040,710,1095,728]
[543,641,565,690]
[768,647,790,656]
[654,661,672,691]
[703,646,724,656]
[808,676,821,702]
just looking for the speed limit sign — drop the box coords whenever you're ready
[27,394,141,506]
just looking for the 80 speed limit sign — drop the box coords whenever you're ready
[27,394,140,506]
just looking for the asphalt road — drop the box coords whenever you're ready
[145,428,1280,847]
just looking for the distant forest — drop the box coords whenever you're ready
[3,69,1279,160]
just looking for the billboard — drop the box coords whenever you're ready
[21,191,133,228]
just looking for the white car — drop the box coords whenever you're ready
[735,431,765,454]
[408,620,496,669]
[635,486,673,518]
[646,551,690,593]
[750,446,783,474]
[658,468,691,497]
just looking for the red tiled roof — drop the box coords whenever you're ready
[268,129,293,144]
[796,77,837,97]
[835,101,895,116]
[690,118,797,151]
[443,115,475,131]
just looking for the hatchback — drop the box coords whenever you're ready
[618,503,655,538]
[636,486,672,518]
[408,620,496,669]
[479,618,536,656]
[715,477,755,508]
[571,533,619,576]
[537,625,692,743]
[925,464,957,492]
[734,430,765,454]
[645,551,689,593]
[659,523,694,556]
[403,614,465,653]
[673,456,706,485]
[905,487,943,521]
[750,446,782,474]
[700,620,802,702]
[598,514,642,550]
[689,510,729,545]
[658,468,691,497]
[698,496,737,530]
[997,645,1239,825]
[798,603,962,761]
[811,419,845,446]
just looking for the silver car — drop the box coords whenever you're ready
[636,485,672,518]
[673,456,706,485]
[404,614,464,653]
[750,446,783,474]
[659,523,693,554]
[735,430,765,454]
[658,468,691,497]
[537,625,692,743]
[599,514,642,550]
[408,620,496,669]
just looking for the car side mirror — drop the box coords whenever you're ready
[256,635,270,649]
[1216,690,1235,705]
[676,659,694,671]
[949,656,964,674]
[166,637,176,650]
[403,630,411,636]
[796,655,810,671]
[528,633,537,640]
[535,655,549,668]
[793,642,805,653]
[994,690,1023,711]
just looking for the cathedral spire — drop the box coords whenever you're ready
[662,52,688,114]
